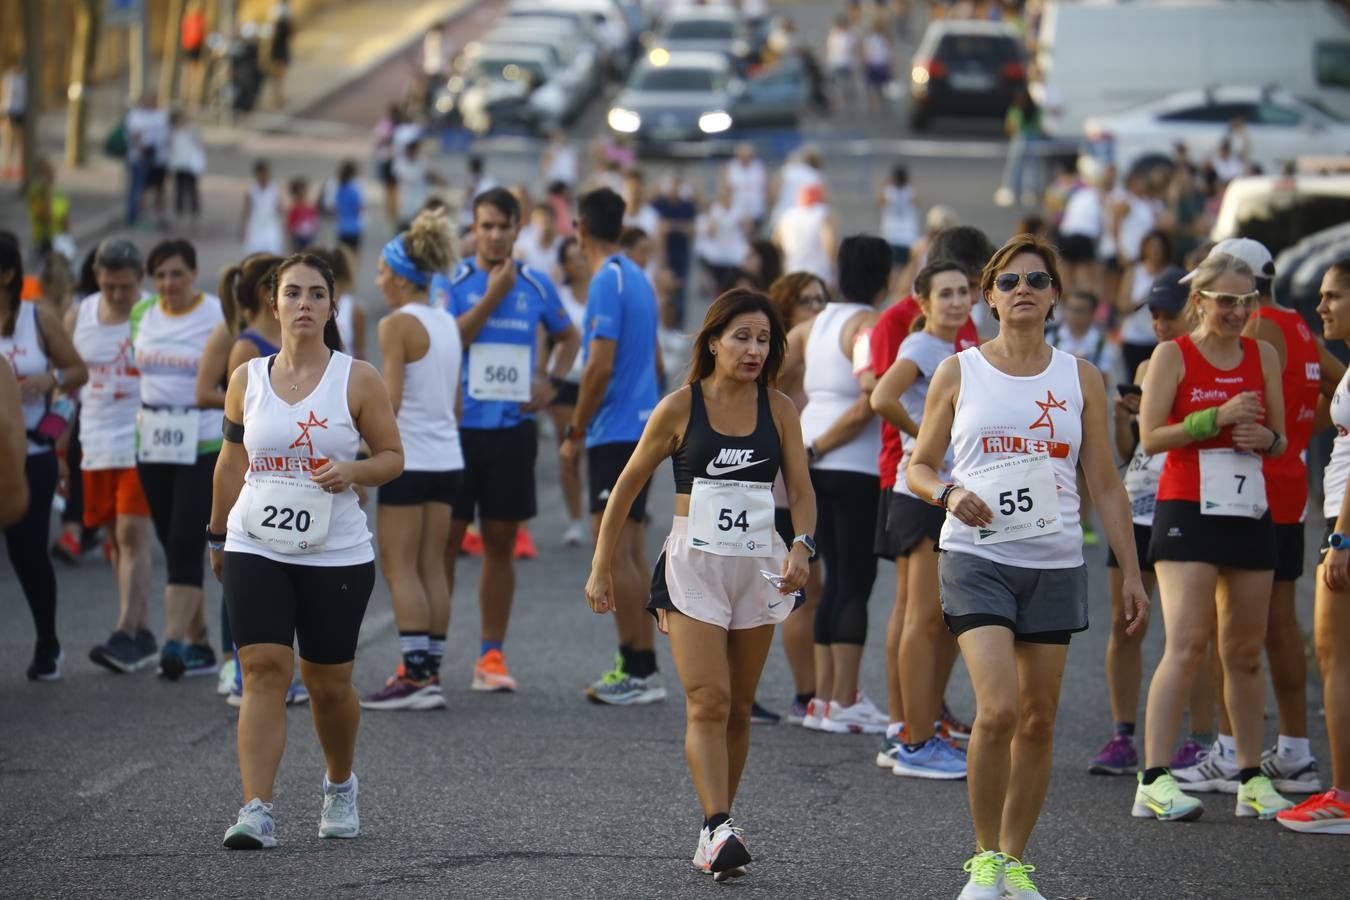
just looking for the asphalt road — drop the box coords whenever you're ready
[1,2,1344,898]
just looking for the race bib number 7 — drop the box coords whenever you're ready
[136,407,197,465]
[1199,449,1267,519]
[244,477,333,555]
[960,452,1063,545]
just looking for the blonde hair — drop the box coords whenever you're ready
[403,206,458,275]
[1185,253,1255,326]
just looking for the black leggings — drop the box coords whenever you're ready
[6,452,59,643]
[137,453,216,587]
[62,412,84,528]
[811,468,880,646]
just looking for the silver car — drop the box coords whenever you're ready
[608,51,738,144]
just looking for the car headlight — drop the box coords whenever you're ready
[731,40,750,57]
[446,75,466,94]
[608,107,642,133]
[698,111,732,134]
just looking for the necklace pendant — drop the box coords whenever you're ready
[290,383,299,392]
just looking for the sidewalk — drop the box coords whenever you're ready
[3,0,486,251]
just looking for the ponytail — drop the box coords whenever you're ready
[324,314,344,353]
[218,263,243,335]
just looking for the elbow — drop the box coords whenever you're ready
[869,394,888,416]
[67,364,89,391]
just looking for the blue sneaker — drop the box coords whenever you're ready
[157,640,186,680]
[182,643,219,678]
[893,735,968,780]
[875,729,903,772]
[286,677,309,706]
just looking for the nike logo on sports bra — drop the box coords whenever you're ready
[706,450,769,477]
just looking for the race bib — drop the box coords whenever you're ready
[243,476,333,555]
[136,407,197,465]
[961,452,1063,545]
[467,342,531,403]
[1199,449,1267,519]
[1123,446,1164,525]
[687,478,775,557]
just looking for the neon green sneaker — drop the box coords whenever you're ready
[585,653,626,698]
[1132,771,1204,821]
[1003,858,1045,899]
[957,850,1005,900]
[1236,773,1294,819]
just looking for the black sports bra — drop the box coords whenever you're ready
[671,382,781,494]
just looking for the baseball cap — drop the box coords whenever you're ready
[1147,266,1190,315]
[1180,237,1274,284]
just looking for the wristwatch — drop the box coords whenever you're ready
[563,423,586,442]
[1329,532,1350,551]
[792,534,817,560]
[935,482,958,509]
[806,444,820,463]
[205,525,226,552]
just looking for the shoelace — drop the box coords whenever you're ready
[1004,861,1037,891]
[962,852,1003,886]
[324,789,354,817]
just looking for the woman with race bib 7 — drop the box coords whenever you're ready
[208,253,403,849]
[906,234,1147,900]
[584,288,814,881]
[1133,250,1293,823]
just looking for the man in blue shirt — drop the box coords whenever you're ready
[560,187,664,706]
[442,187,580,693]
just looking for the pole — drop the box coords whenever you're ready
[65,1,101,168]
[160,0,188,107]
[20,0,41,189]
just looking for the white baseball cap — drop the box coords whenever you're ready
[1180,237,1275,283]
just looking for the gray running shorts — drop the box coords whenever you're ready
[938,550,1088,643]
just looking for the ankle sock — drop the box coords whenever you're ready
[1239,767,1261,785]
[427,634,446,677]
[1217,734,1237,760]
[705,812,730,831]
[1276,734,1311,758]
[399,631,429,680]
[628,650,657,679]
[1115,722,1135,737]
[480,639,503,657]
[325,774,354,793]
[795,692,814,708]
[618,643,635,674]
[1141,766,1168,785]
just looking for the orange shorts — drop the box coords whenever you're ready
[82,467,150,527]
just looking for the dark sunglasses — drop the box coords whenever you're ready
[994,271,1055,292]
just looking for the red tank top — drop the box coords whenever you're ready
[1157,335,1266,503]
[1254,306,1320,524]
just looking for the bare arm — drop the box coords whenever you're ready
[1138,341,1193,455]
[194,322,234,409]
[905,356,963,504]
[870,356,921,437]
[350,305,367,360]
[34,305,87,393]
[547,324,581,381]
[1113,360,1146,462]
[569,335,615,437]
[326,360,404,488]
[772,390,816,541]
[376,313,410,416]
[0,358,30,528]
[208,365,252,543]
[779,321,809,407]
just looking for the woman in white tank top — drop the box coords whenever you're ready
[207,253,404,849]
[905,235,1147,898]
[790,236,887,735]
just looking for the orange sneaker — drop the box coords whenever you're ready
[1276,789,1350,834]
[52,530,82,564]
[471,648,518,692]
[514,526,537,559]
[461,524,483,556]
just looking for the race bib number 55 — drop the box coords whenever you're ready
[961,452,1063,545]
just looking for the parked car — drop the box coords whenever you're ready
[608,50,738,144]
[484,22,602,125]
[1084,87,1350,177]
[450,43,560,134]
[648,6,750,62]
[1212,173,1350,254]
[908,20,1025,131]
[509,0,634,72]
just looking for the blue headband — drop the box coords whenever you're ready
[381,235,430,287]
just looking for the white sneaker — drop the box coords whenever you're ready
[223,798,276,849]
[957,850,1005,899]
[217,658,237,696]
[706,819,750,882]
[801,697,828,731]
[820,700,888,735]
[562,522,588,547]
[1260,746,1322,793]
[852,690,891,727]
[1002,858,1045,899]
[318,773,360,839]
[1173,742,1239,793]
[692,826,712,872]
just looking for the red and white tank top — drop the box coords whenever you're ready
[940,346,1084,568]
[1156,335,1265,504]
[225,351,372,566]
[73,294,141,470]
[1253,306,1320,524]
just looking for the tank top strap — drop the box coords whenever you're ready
[688,380,708,429]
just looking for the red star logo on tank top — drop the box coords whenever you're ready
[289,411,328,456]
[4,343,24,368]
[1029,391,1067,440]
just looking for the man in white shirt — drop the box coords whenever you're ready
[723,142,767,227]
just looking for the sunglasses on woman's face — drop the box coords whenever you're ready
[994,271,1054,293]
[1196,289,1258,310]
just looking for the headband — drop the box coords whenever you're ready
[381,235,430,287]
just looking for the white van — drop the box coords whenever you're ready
[1036,0,1350,137]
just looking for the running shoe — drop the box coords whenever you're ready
[182,643,219,677]
[471,648,518,692]
[157,640,186,680]
[894,735,967,779]
[223,798,277,849]
[134,629,158,663]
[1236,774,1293,819]
[513,527,537,560]
[562,522,588,547]
[691,826,712,872]
[1260,746,1322,794]
[360,674,446,710]
[1276,790,1350,834]
[750,701,780,725]
[957,850,1005,900]
[706,819,750,882]
[26,640,62,682]
[820,700,888,735]
[1170,738,1206,770]
[226,681,243,708]
[51,530,82,564]
[286,677,309,706]
[586,670,667,705]
[939,701,973,741]
[785,697,810,725]
[461,524,484,556]
[1082,524,1100,547]
[875,731,902,771]
[217,657,238,695]
[1173,743,1239,793]
[90,631,155,673]
[1002,858,1045,899]
[1132,772,1204,821]
[801,697,828,731]
[102,535,115,565]
[1088,734,1139,775]
[852,690,891,728]
[319,773,359,838]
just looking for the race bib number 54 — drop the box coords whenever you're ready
[687,478,775,557]
[961,452,1063,545]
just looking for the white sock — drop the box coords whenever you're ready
[1217,734,1237,760]
[886,721,905,739]
[325,774,355,793]
[1277,735,1311,759]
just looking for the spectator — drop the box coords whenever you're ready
[723,142,767,228]
[168,111,205,229]
[25,159,69,258]
[651,174,698,327]
[1116,227,1173,378]
[774,184,837,284]
[333,160,365,253]
[123,93,171,228]
[285,177,319,251]
[770,146,824,229]
[741,239,783,292]
[240,160,284,255]
[373,104,404,227]
[1,62,25,182]
[696,181,751,294]
[825,14,859,109]
[621,169,661,238]
[458,156,498,229]
[995,86,1044,208]
[541,131,578,189]
[862,18,894,111]
[180,1,209,109]
[395,141,438,232]
[515,202,562,275]
[1057,157,1111,295]
[546,181,575,238]
[267,2,293,109]
[878,164,919,269]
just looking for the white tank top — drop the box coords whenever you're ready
[130,293,224,450]
[225,351,373,566]
[778,204,833,282]
[940,346,1085,568]
[880,184,919,247]
[1323,367,1350,520]
[801,302,881,476]
[0,301,49,455]
[73,295,141,470]
[336,295,357,355]
[393,303,464,472]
